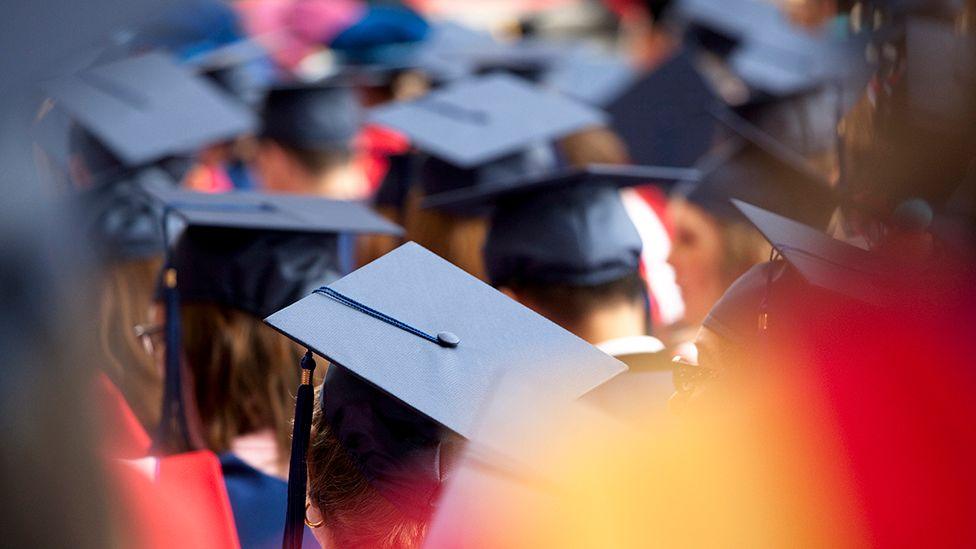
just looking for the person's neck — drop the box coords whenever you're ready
[571,305,648,346]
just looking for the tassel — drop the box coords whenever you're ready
[282,350,317,549]
[152,265,193,455]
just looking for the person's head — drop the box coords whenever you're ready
[405,147,556,280]
[99,257,165,431]
[502,272,648,342]
[485,183,648,343]
[256,84,365,198]
[667,196,771,327]
[178,301,301,460]
[304,363,449,549]
[668,126,836,327]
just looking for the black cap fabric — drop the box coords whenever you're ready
[423,164,699,212]
[184,38,274,108]
[421,164,694,287]
[733,200,899,308]
[43,52,257,167]
[485,184,644,287]
[268,242,625,534]
[418,144,558,201]
[266,241,626,439]
[544,46,638,106]
[260,80,362,149]
[679,107,837,228]
[368,73,606,169]
[148,188,403,317]
[76,168,176,262]
[606,49,720,167]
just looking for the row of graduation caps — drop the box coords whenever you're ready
[39,28,902,549]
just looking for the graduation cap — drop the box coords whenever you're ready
[260,79,362,149]
[265,242,626,548]
[606,49,721,167]
[368,73,607,170]
[424,164,697,287]
[145,187,403,456]
[543,46,638,106]
[184,38,276,108]
[735,199,898,307]
[43,51,257,169]
[678,105,838,229]
[701,198,900,349]
[76,168,177,263]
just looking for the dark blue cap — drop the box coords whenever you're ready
[147,188,403,317]
[485,184,644,287]
[184,38,275,109]
[368,73,607,169]
[43,52,257,168]
[544,46,638,106]
[266,242,624,524]
[267,241,625,437]
[76,168,177,262]
[261,79,362,149]
[461,165,694,287]
[418,145,558,215]
[679,106,837,228]
[606,49,721,167]
[733,200,900,307]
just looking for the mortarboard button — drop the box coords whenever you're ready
[437,332,460,348]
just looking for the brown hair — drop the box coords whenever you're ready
[307,386,428,549]
[403,186,488,280]
[180,302,302,463]
[509,272,648,334]
[97,257,164,431]
[717,219,773,289]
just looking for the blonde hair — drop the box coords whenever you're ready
[97,257,164,430]
[718,220,774,288]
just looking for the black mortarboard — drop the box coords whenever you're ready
[266,242,625,547]
[260,79,362,150]
[676,0,868,100]
[606,49,720,167]
[368,73,607,169]
[678,107,837,228]
[184,38,275,109]
[424,164,696,287]
[466,39,565,82]
[145,187,403,456]
[43,52,257,168]
[733,200,899,307]
[701,199,904,345]
[76,168,176,263]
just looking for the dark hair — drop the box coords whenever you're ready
[641,0,674,21]
[269,138,354,177]
[508,271,647,332]
[307,387,428,549]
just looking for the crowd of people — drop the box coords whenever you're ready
[3,0,976,547]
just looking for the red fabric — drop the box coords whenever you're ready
[110,451,241,549]
[96,374,151,459]
[357,125,411,194]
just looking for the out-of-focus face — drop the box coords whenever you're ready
[667,198,727,327]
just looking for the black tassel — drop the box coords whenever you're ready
[152,265,193,455]
[282,350,317,549]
